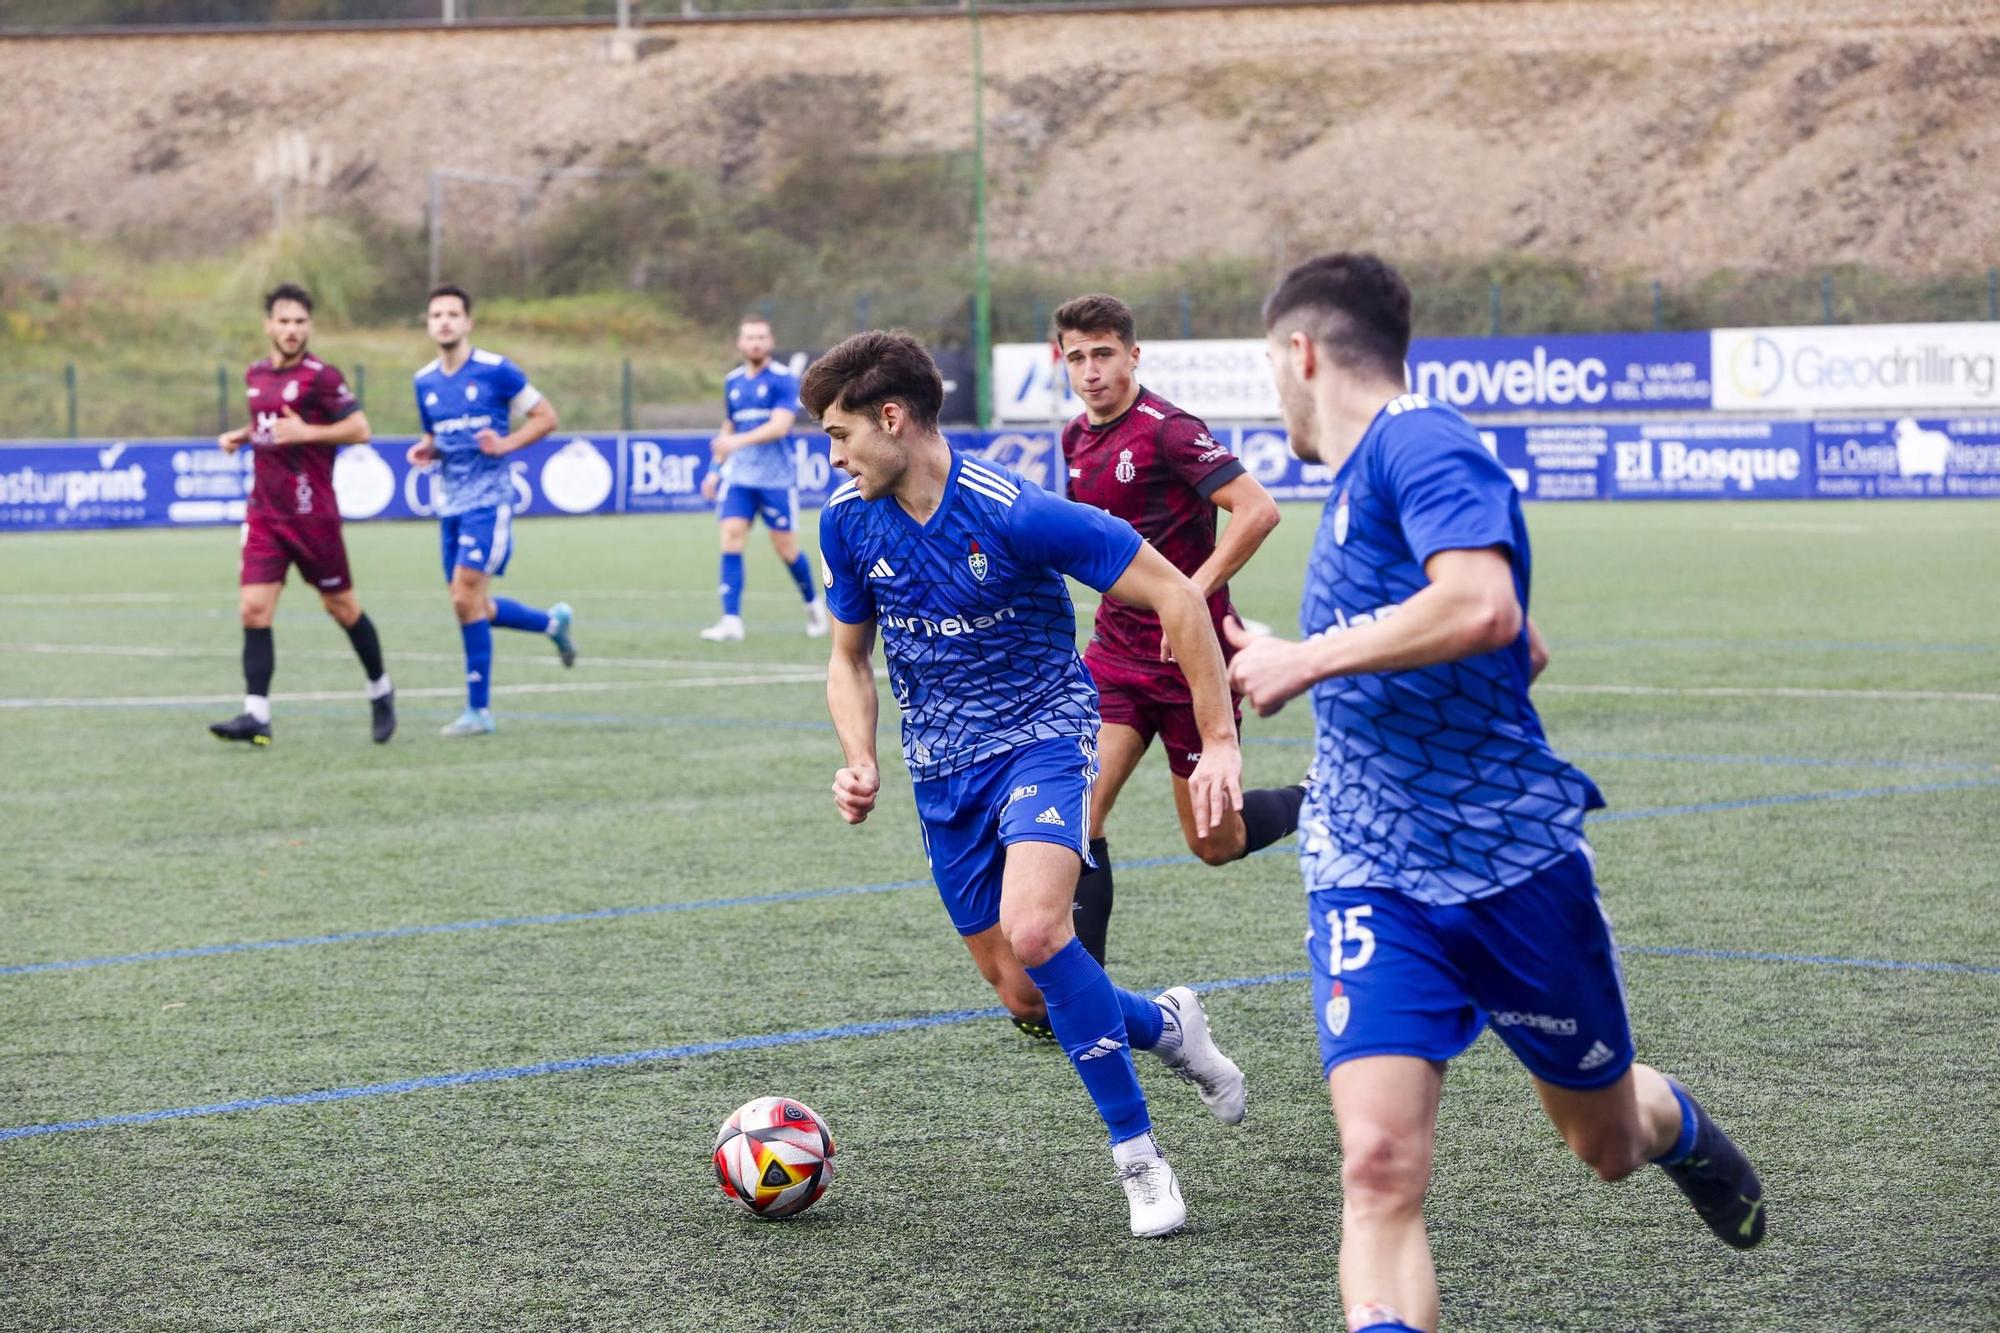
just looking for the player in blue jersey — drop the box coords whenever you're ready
[1225,254,1765,1333]
[409,284,579,737]
[804,331,1249,1239]
[696,316,830,642]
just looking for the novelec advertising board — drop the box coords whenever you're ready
[994,333,1712,422]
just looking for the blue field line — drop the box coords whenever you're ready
[1586,778,2000,822]
[1241,735,1995,775]
[6,781,1996,980]
[1623,945,2000,976]
[1561,635,2000,656]
[8,947,1996,1144]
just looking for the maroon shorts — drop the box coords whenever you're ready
[241,514,352,592]
[1085,646,1243,779]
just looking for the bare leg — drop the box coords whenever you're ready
[1330,1055,1446,1332]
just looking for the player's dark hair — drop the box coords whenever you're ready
[427,283,474,315]
[799,330,943,433]
[263,283,313,315]
[1262,252,1412,379]
[1052,293,1136,347]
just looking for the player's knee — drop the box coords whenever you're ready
[1189,829,1243,866]
[1338,1126,1430,1215]
[448,587,483,621]
[1001,917,1069,969]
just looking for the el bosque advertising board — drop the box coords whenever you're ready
[993,332,1714,423]
[5,416,1998,532]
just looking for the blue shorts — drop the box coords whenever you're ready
[718,482,796,531]
[912,736,1098,937]
[1306,846,1636,1090]
[439,504,516,579]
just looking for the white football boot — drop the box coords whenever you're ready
[1153,986,1247,1125]
[1112,1137,1186,1238]
[805,600,830,638]
[698,614,745,642]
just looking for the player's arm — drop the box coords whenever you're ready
[1525,615,1550,683]
[1103,543,1244,835]
[217,423,252,454]
[477,394,558,457]
[826,614,880,824]
[714,407,797,458]
[1226,546,1522,717]
[1188,472,1280,600]
[407,434,437,466]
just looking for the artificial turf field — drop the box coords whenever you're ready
[1,498,1995,1333]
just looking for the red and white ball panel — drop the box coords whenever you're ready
[713,1096,835,1220]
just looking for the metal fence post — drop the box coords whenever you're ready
[1031,297,1047,341]
[355,362,367,409]
[64,362,78,439]
[854,293,872,331]
[1488,281,1502,336]
[1820,273,1835,324]
[216,366,229,435]
[1651,280,1664,332]
[621,357,634,432]
[1989,266,1997,321]
[1178,290,1193,339]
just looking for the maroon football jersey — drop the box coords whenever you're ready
[1061,387,1247,666]
[241,355,359,522]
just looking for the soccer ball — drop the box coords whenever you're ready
[713,1096,836,1220]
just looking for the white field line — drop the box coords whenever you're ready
[1540,683,2000,704]
[0,642,822,672]
[0,673,830,709]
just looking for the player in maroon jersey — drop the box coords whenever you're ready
[208,283,395,747]
[1053,293,1301,968]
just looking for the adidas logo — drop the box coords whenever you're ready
[1076,1036,1124,1062]
[869,558,896,579]
[1577,1040,1616,1072]
[1034,807,1065,826]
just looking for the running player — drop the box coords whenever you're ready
[807,330,1247,1239]
[1226,253,1766,1333]
[409,284,577,738]
[209,282,394,746]
[697,315,829,642]
[1053,293,1302,968]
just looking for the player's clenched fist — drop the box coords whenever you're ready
[1223,617,1313,718]
[1186,741,1244,840]
[832,764,880,824]
[406,439,438,467]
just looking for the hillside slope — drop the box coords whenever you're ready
[1,0,1996,276]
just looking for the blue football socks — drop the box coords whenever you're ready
[459,619,492,709]
[1117,986,1165,1051]
[1024,938,1153,1144]
[785,552,816,603]
[720,552,745,617]
[1652,1078,1700,1166]
[490,597,551,634]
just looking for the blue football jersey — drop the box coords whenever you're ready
[722,361,802,490]
[414,349,532,517]
[1299,393,1604,906]
[819,453,1143,781]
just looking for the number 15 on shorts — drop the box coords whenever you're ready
[1324,904,1374,975]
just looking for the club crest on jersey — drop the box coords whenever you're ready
[1333,486,1351,546]
[282,380,300,403]
[967,538,988,582]
[1115,448,1136,484]
[1326,981,1350,1036]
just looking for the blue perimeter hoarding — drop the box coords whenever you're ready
[3,417,1997,532]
